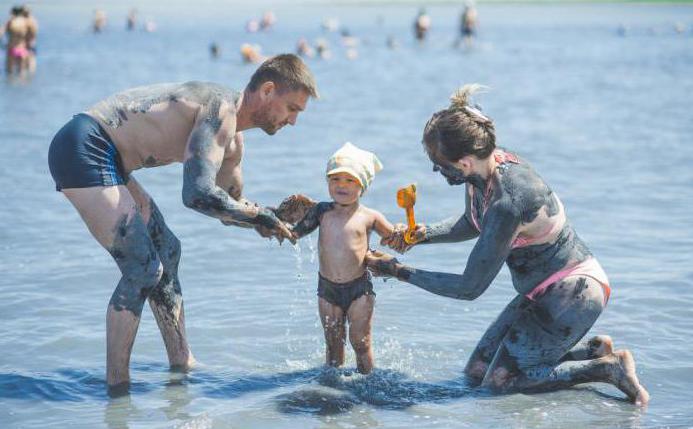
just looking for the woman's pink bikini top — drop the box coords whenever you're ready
[468,150,610,304]
[468,150,566,249]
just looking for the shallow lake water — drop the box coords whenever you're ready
[1,1,692,428]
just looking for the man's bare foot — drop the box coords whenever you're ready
[587,335,614,358]
[107,381,130,398]
[171,352,197,372]
[608,350,650,406]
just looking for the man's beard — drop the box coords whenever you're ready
[252,110,278,135]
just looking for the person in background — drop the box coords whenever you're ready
[414,8,430,42]
[460,2,478,47]
[2,5,36,75]
[93,9,107,33]
[127,8,137,31]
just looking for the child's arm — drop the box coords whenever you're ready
[291,202,334,239]
[371,210,395,239]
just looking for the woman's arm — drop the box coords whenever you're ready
[420,185,478,244]
[419,214,479,244]
[368,199,519,300]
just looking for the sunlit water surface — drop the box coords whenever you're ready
[1,2,692,428]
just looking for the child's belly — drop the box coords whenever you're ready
[318,241,367,283]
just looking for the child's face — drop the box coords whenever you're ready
[328,172,362,205]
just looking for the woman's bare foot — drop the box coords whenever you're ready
[587,335,613,358]
[608,350,650,406]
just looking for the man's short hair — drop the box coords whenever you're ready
[247,54,319,98]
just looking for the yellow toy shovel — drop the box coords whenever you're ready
[396,184,418,244]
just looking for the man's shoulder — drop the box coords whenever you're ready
[180,81,239,97]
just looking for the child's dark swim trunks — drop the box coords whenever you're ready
[318,272,375,313]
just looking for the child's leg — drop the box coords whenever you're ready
[319,297,346,367]
[347,294,375,374]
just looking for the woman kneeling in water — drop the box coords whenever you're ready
[367,84,649,405]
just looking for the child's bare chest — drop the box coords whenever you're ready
[319,211,370,245]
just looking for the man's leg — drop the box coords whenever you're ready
[464,294,528,385]
[63,186,162,392]
[480,277,649,405]
[346,294,375,374]
[126,178,194,370]
[318,298,346,367]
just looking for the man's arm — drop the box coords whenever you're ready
[181,100,288,234]
[214,133,254,228]
[369,199,520,300]
[291,202,334,239]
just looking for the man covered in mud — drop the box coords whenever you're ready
[47,54,318,394]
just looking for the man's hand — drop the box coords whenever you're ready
[381,223,425,254]
[254,208,296,245]
[365,249,400,278]
[272,194,317,225]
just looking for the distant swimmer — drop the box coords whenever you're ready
[414,8,430,42]
[126,8,137,31]
[315,38,331,60]
[296,38,314,58]
[210,42,220,59]
[321,17,339,33]
[460,3,478,47]
[143,19,156,33]
[240,43,265,64]
[20,5,37,73]
[386,35,399,50]
[47,54,318,395]
[246,18,259,33]
[260,10,276,31]
[340,29,358,48]
[93,9,106,33]
[2,5,37,75]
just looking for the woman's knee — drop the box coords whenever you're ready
[464,359,488,383]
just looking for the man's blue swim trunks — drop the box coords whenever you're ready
[48,113,128,191]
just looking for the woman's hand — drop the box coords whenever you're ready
[380,223,426,254]
[366,249,400,278]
